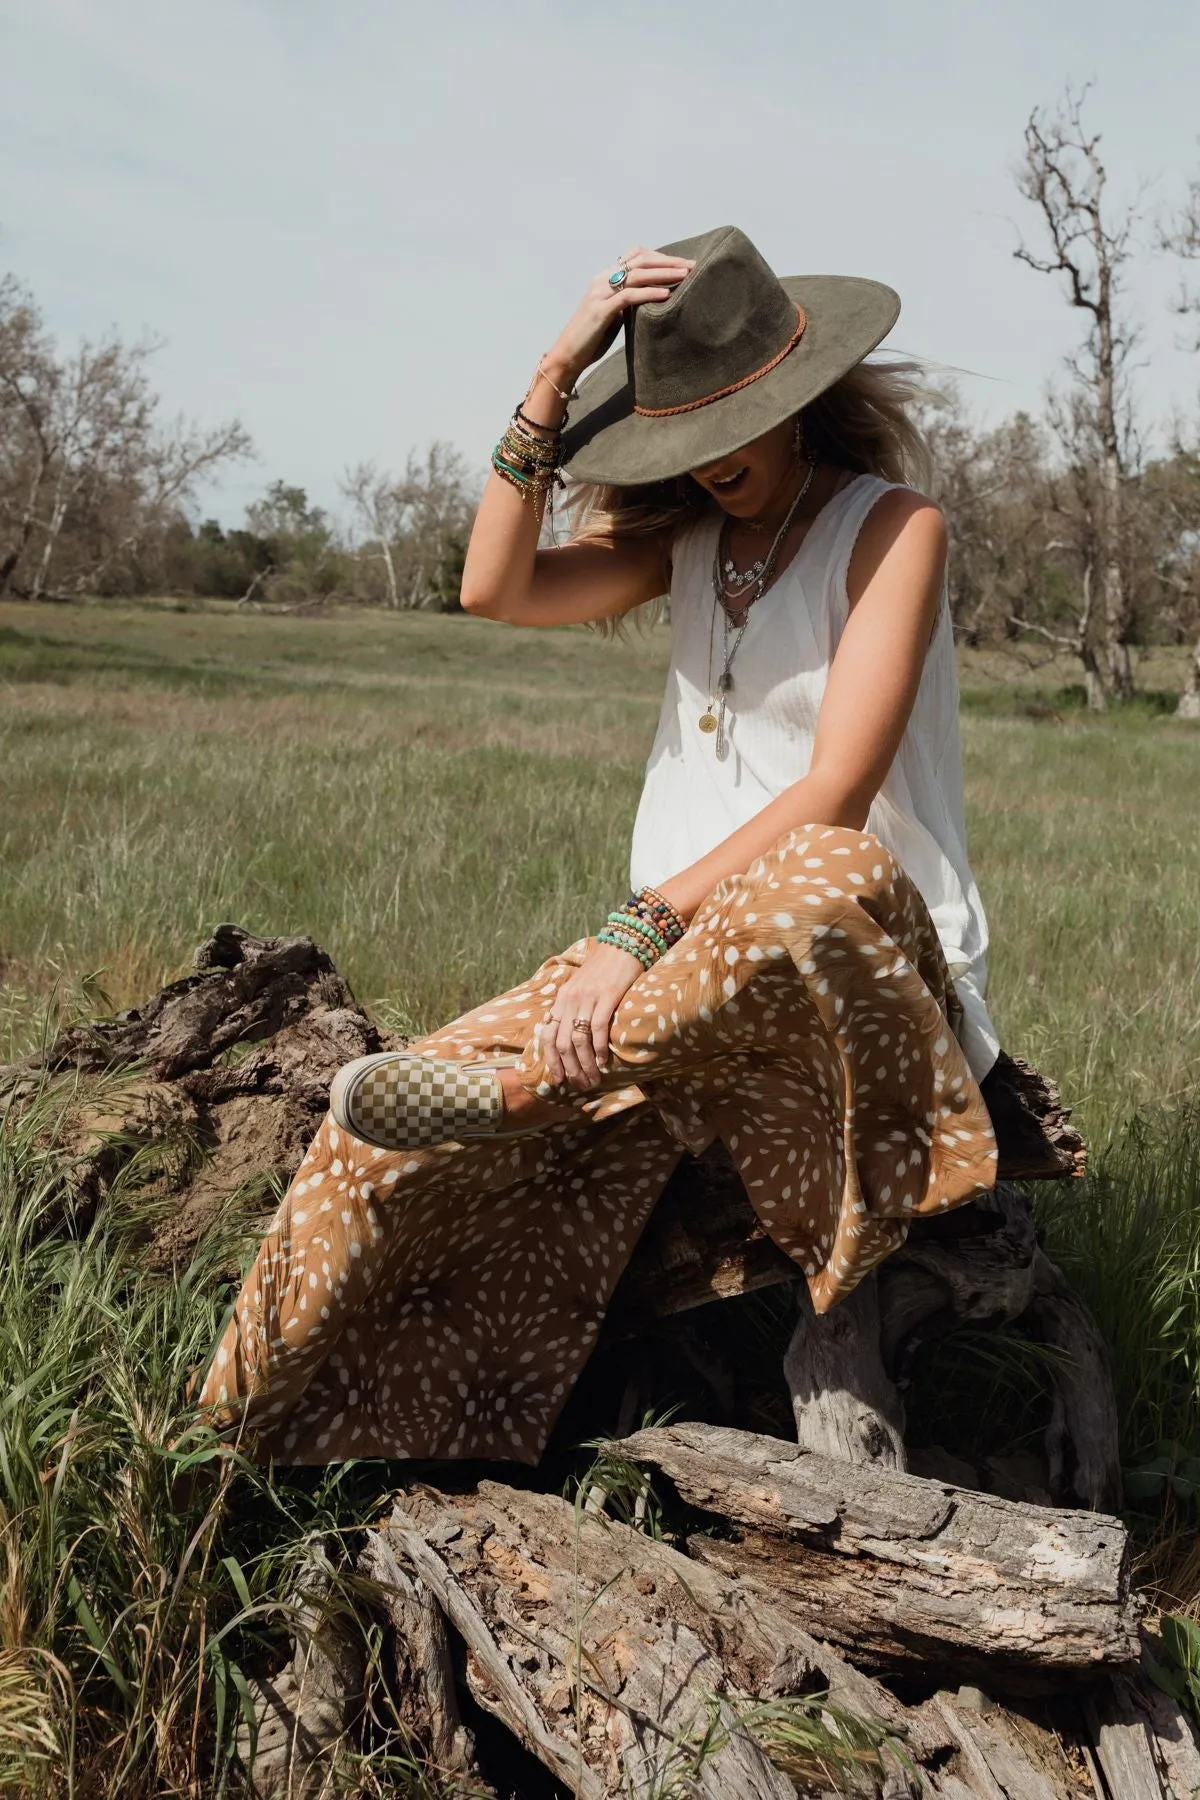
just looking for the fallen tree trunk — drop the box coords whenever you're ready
[376,1481,956,1797]
[606,1164,1120,1511]
[367,1479,1163,1799]
[615,1423,1140,1683]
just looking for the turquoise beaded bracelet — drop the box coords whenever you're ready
[597,925,655,968]
[606,910,669,957]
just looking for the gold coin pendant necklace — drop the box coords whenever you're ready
[699,458,819,754]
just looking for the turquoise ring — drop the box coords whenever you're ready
[608,267,628,290]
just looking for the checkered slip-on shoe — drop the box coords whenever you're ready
[329,1052,527,1152]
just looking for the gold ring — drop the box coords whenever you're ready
[571,1017,592,1031]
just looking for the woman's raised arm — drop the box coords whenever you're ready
[459,246,694,627]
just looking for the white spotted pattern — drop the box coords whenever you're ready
[193,826,997,1465]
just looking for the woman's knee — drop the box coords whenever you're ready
[754,823,902,903]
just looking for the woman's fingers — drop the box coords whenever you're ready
[621,246,694,274]
[570,1016,602,1087]
[628,268,693,292]
[590,1002,611,1074]
[616,287,672,310]
[556,1018,587,1088]
[540,1018,564,1087]
[594,253,693,297]
[539,1006,608,1092]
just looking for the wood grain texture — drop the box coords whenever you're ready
[616,1423,1140,1680]
[357,1530,477,1778]
[381,1482,948,1797]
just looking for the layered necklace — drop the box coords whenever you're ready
[699,458,819,756]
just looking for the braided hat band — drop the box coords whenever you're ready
[632,306,807,418]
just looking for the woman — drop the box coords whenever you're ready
[196,226,998,1465]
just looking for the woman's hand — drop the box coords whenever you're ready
[539,940,645,1091]
[544,245,695,389]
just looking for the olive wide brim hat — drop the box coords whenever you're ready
[560,225,900,486]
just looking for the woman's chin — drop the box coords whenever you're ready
[714,490,766,519]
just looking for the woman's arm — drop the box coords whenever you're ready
[461,530,671,628]
[459,245,694,626]
[654,488,948,921]
[539,487,948,1094]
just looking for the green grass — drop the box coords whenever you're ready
[1,597,1199,1788]
[2,601,1197,1135]
[0,602,663,1056]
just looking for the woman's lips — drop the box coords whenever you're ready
[709,467,749,494]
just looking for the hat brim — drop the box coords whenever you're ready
[561,274,900,486]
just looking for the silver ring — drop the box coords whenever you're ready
[608,266,628,290]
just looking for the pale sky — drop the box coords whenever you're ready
[4,0,1199,524]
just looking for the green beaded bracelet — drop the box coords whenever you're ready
[597,926,655,968]
[608,911,669,956]
[603,926,654,964]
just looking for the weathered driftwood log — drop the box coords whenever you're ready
[783,1274,909,1467]
[0,925,395,1258]
[606,1145,1119,1510]
[377,1480,961,1798]
[237,1534,364,1800]
[614,1424,1140,1685]
[372,1480,1153,1799]
[356,1531,478,1781]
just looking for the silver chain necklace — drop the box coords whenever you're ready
[699,460,819,756]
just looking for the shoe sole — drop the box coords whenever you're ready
[329,1051,523,1151]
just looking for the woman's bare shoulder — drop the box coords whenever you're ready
[848,485,946,606]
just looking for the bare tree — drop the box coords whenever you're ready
[1160,160,1200,715]
[1160,160,1200,347]
[340,461,403,608]
[340,442,478,610]
[0,272,251,601]
[1014,85,1145,702]
[0,274,57,595]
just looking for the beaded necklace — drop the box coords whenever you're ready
[699,459,820,756]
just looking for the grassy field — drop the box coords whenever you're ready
[1,597,1199,1793]
[1,599,1197,1133]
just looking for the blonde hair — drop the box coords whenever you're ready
[562,357,934,560]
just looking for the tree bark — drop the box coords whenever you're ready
[237,1535,364,1799]
[783,1275,908,1469]
[356,1530,477,1779]
[380,1482,953,1798]
[615,1423,1139,1683]
[1177,633,1200,719]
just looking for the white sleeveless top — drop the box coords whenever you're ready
[628,474,1000,1081]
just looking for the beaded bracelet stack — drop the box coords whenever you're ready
[492,405,566,506]
[597,884,688,970]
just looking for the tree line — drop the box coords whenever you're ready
[1,88,1197,708]
[0,292,477,612]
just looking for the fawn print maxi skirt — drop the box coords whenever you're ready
[195,826,998,1464]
